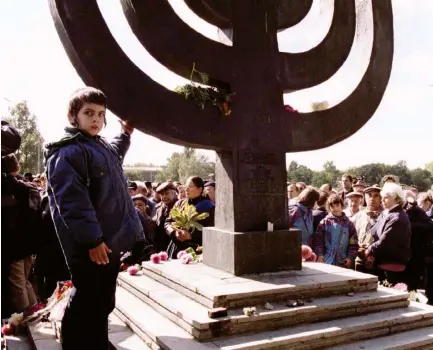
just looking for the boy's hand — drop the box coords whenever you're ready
[317,256,325,263]
[119,120,134,135]
[89,242,112,265]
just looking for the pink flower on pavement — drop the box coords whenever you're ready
[301,245,313,261]
[158,251,168,261]
[393,283,408,292]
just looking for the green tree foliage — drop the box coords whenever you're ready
[124,169,145,181]
[287,161,314,184]
[156,148,215,184]
[4,101,44,174]
[289,160,433,192]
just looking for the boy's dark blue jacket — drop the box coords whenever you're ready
[44,127,144,264]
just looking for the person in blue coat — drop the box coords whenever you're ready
[45,87,143,350]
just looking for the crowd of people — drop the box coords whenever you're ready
[288,174,433,299]
[2,87,433,349]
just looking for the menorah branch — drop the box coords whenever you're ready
[49,0,230,149]
[278,0,356,92]
[121,0,232,88]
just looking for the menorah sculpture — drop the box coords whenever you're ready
[49,0,393,275]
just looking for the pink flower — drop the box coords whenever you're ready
[301,245,313,261]
[177,250,186,260]
[150,254,161,264]
[158,251,168,261]
[393,283,408,292]
[127,266,139,275]
[180,254,193,264]
[2,324,14,335]
[306,252,317,262]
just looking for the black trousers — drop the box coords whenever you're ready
[61,250,120,350]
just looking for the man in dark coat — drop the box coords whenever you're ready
[45,87,143,350]
[150,181,178,252]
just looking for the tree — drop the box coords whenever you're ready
[311,161,341,188]
[4,101,44,174]
[156,148,215,184]
[409,168,433,192]
[287,161,314,184]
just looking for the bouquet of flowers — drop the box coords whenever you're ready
[169,203,209,232]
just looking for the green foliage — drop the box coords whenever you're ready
[175,64,234,116]
[156,148,215,184]
[4,101,44,174]
[169,203,209,232]
[289,160,433,191]
[287,161,314,185]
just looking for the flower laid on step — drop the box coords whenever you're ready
[178,247,201,264]
[306,252,317,262]
[150,253,161,264]
[158,251,169,261]
[301,245,313,261]
[180,253,194,264]
[127,265,140,275]
[393,283,408,292]
[8,312,24,326]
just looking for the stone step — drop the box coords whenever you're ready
[329,326,433,349]
[118,271,409,341]
[140,261,378,309]
[27,313,151,350]
[115,286,433,350]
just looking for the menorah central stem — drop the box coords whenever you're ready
[202,150,301,275]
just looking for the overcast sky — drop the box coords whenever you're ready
[0,0,432,170]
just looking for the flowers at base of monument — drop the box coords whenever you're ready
[175,63,235,117]
[158,251,169,261]
[393,283,408,292]
[306,252,317,262]
[179,247,201,264]
[169,203,210,233]
[301,245,313,261]
[1,301,47,335]
[150,251,170,264]
[127,265,140,275]
[56,280,73,301]
[151,253,161,264]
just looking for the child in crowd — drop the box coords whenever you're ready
[314,194,358,268]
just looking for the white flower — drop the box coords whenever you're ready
[8,312,24,326]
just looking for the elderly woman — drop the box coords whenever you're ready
[363,183,411,284]
[417,191,433,219]
[289,187,320,247]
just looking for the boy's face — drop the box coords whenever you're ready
[330,203,343,216]
[75,102,106,136]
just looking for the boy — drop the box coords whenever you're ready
[314,194,358,268]
[45,87,143,349]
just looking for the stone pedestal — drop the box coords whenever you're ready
[202,227,301,275]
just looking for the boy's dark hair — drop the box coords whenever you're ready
[67,87,107,127]
[298,187,320,208]
[317,190,330,207]
[2,154,20,174]
[326,194,344,211]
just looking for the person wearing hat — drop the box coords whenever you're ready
[151,181,179,252]
[352,185,383,273]
[128,181,138,196]
[204,181,216,203]
[344,191,365,220]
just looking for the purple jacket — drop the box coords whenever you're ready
[367,205,411,265]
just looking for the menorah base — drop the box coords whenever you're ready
[202,227,301,276]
